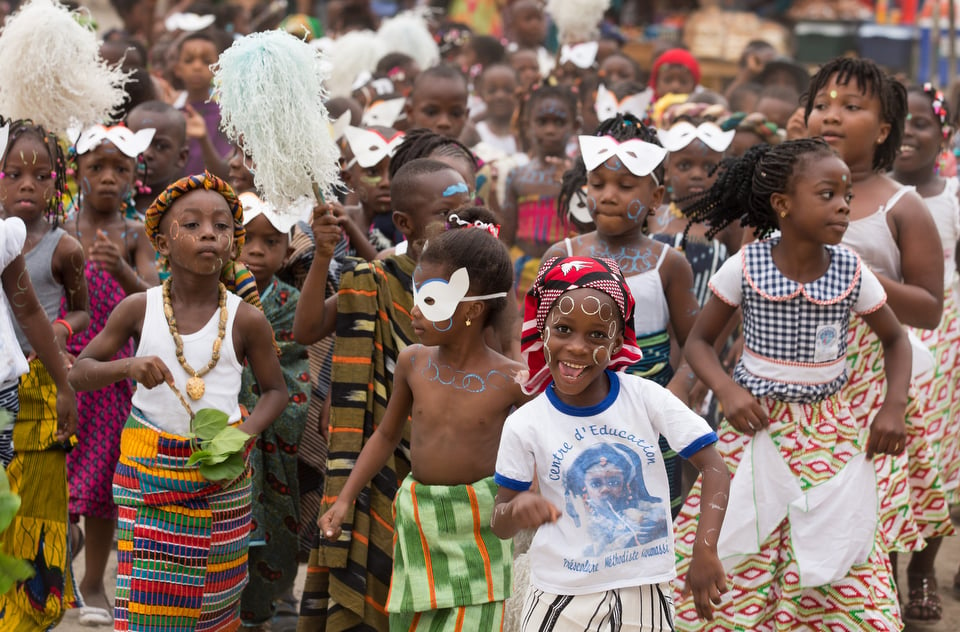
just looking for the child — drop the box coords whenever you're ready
[649,111,740,304]
[295,158,473,631]
[473,64,520,156]
[503,85,578,298]
[672,138,911,630]
[0,120,86,631]
[508,47,543,93]
[492,256,728,630]
[754,85,801,130]
[805,58,954,588]
[125,100,189,214]
[69,172,287,631]
[550,114,700,516]
[404,64,470,141]
[319,226,524,629]
[174,31,232,177]
[341,124,405,258]
[890,83,960,622]
[236,192,311,629]
[649,48,701,102]
[63,123,161,625]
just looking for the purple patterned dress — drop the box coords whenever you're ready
[66,263,134,520]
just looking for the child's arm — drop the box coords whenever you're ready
[88,223,158,294]
[70,294,173,391]
[490,487,560,539]
[861,303,910,457]
[886,193,944,329]
[183,104,230,178]
[293,205,344,343]
[500,168,519,247]
[52,234,90,350]
[335,204,377,262]
[683,445,729,621]
[685,296,768,433]
[662,249,700,401]
[318,345,417,539]
[3,255,77,440]
[233,303,288,436]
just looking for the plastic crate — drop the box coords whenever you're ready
[857,24,915,74]
[795,21,860,64]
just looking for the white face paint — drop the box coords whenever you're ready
[413,267,507,323]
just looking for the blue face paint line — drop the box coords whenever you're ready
[432,318,454,332]
[626,200,646,221]
[442,182,469,197]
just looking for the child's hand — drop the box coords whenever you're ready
[866,407,907,458]
[500,491,561,530]
[125,356,174,389]
[184,104,209,141]
[55,387,78,441]
[89,230,125,277]
[683,549,728,621]
[311,205,343,259]
[717,384,768,435]
[319,499,351,540]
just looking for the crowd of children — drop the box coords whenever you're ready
[3,0,960,631]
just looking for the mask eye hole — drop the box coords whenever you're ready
[424,297,436,306]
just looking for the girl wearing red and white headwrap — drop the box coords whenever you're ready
[492,255,728,631]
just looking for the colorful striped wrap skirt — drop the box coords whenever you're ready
[112,409,252,632]
[387,475,512,631]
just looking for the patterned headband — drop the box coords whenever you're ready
[922,82,949,134]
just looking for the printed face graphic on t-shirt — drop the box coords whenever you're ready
[563,443,669,556]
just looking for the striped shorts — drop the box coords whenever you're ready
[520,584,675,632]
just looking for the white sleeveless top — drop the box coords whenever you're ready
[131,285,244,436]
[564,238,671,336]
[921,178,960,278]
[841,186,914,280]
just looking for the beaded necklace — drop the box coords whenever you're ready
[162,278,228,400]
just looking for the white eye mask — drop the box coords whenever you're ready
[568,185,592,224]
[413,267,508,323]
[594,84,652,122]
[657,121,735,153]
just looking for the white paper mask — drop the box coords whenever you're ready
[0,122,10,160]
[343,126,405,169]
[361,98,406,128]
[330,111,352,142]
[71,125,155,158]
[413,267,507,323]
[594,84,652,122]
[559,41,599,69]
[164,12,217,32]
[240,191,311,234]
[568,185,592,224]
[578,135,667,182]
[657,121,735,153]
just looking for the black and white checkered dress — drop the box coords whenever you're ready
[710,238,883,403]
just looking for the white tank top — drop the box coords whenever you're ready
[131,285,244,436]
[921,178,960,278]
[566,238,671,336]
[842,186,914,280]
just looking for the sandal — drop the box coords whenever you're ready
[903,575,942,622]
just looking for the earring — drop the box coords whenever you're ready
[465,318,472,327]
[780,211,788,218]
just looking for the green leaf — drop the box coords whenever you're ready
[0,492,20,532]
[200,452,246,482]
[187,449,232,467]
[207,426,250,457]
[192,408,229,441]
[0,552,34,595]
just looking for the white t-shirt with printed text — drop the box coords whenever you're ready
[495,371,717,595]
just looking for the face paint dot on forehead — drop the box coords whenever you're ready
[442,181,469,197]
[829,90,838,99]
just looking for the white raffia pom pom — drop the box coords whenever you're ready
[0,0,129,132]
[212,29,342,208]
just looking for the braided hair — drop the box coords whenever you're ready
[804,57,906,172]
[908,82,949,136]
[680,137,835,245]
[2,119,68,226]
[557,113,663,222]
[388,127,478,180]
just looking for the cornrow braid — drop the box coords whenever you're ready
[804,57,906,172]
[680,138,834,247]
[2,118,69,226]
[388,127,478,179]
[557,113,662,222]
